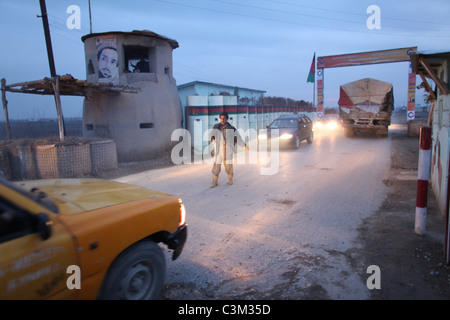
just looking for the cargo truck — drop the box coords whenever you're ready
[338,78,394,137]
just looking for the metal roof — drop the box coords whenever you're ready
[178,80,266,93]
[411,51,450,74]
[410,50,450,96]
[81,30,179,49]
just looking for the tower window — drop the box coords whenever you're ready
[140,123,154,129]
[124,46,151,73]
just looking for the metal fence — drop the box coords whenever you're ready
[0,137,117,180]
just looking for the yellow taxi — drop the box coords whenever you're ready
[0,177,187,300]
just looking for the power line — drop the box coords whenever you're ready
[209,0,448,32]
[47,13,90,35]
[262,0,450,27]
[210,0,366,26]
[151,0,449,38]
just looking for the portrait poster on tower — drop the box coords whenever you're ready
[96,35,119,85]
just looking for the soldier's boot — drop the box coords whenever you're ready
[210,175,219,188]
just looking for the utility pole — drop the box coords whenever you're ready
[38,0,65,141]
[38,0,56,77]
[88,0,93,33]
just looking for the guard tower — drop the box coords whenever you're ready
[81,30,182,162]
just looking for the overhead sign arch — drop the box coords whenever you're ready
[316,47,417,120]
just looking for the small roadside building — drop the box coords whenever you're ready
[82,30,183,162]
[178,81,316,155]
[178,81,266,127]
[178,81,266,105]
[410,50,450,262]
[178,81,267,155]
[0,29,183,179]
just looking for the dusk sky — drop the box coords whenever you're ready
[1,0,449,119]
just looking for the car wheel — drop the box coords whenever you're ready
[294,136,300,149]
[307,132,313,144]
[98,240,166,300]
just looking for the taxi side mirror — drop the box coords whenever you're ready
[35,213,52,240]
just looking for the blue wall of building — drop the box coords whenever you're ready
[178,81,266,128]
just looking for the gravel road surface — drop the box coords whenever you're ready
[115,114,409,299]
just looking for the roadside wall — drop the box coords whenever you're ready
[0,138,117,180]
[430,59,450,216]
[178,81,266,129]
[408,120,427,137]
[185,95,317,156]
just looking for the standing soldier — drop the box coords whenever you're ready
[210,111,248,188]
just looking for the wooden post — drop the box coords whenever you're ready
[419,57,450,95]
[1,78,12,140]
[52,76,65,142]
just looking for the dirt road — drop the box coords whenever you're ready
[357,114,450,299]
[113,111,450,300]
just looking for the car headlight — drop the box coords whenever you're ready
[316,122,323,129]
[178,199,186,226]
[258,133,268,140]
[327,122,338,129]
[280,133,293,140]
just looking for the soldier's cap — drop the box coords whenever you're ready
[219,111,229,119]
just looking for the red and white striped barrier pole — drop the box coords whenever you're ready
[415,126,432,235]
